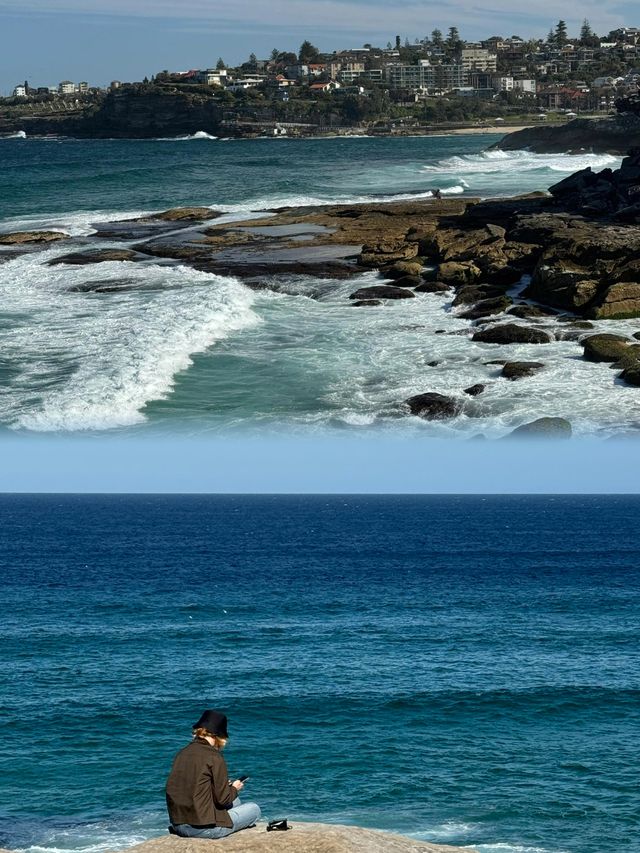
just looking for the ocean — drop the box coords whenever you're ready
[0,494,638,853]
[0,134,634,439]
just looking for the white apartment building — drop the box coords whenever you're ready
[58,80,76,95]
[513,79,536,94]
[460,47,497,72]
[13,84,27,97]
[198,69,228,86]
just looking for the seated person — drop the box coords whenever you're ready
[166,709,261,839]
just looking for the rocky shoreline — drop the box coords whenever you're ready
[493,112,640,155]
[0,823,476,853]
[2,150,640,437]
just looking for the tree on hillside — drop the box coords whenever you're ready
[216,57,226,70]
[431,29,443,45]
[446,26,462,54]
[270,48,280,61]
[554,20,568,47]
[299,40,320,62]
[546,29,555,44]
[395,35,401,48]
[579,19,599,47]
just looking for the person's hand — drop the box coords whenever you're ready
[231,779,245,791]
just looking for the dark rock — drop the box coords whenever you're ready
[413,281,451,293]
[507,417,572,438]
[464,383,485,396]
[349,285,415,300]
[620,366,640,386]
[405,392,461,420]
[387,275,423,288]
[472,323,553,345]
[501,361,545,380]
[634,332,640,340]
[557,319,594,328]
[351,299,383,307]
[485,264,523,286]
[68,277,143,293]
[484,359,508,365]
[581,334,631,362]
[420,267,439,282]
[0,230,69,244]
[48,248,144,266]
[451,284,507,306]
[490,113,640,156]
[458,295,513,320]
[507,304,558,319]
[427,361,440,367]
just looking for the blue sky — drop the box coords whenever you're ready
[0,0,634,92]
[0,436,638,493]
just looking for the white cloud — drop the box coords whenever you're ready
[0,0,627,37]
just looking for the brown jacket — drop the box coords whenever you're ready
[166,738,236,828]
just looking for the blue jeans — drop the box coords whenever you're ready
[173,799,261,839]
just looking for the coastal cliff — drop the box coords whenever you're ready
[0,88,222,138]
[493,113,640,154]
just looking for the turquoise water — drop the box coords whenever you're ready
[0,494,638,853]
[0,136,633,438]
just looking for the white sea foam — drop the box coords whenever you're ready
[475,844,571,853]
[157,130,218,141]
[0,251,259,431]
[1,129,27,139]
[0,209,152,237]
[421,148,619,176]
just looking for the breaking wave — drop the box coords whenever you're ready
[421,148,619,175]
[0,253,259,431]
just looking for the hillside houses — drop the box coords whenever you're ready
[9,22,640,116]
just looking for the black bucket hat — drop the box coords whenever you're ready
[193,710,229,738]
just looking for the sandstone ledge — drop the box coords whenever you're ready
[113,823,477,853]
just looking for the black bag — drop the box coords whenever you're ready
[267,819,290,832]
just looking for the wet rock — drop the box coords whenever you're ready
[620,366,640,386]
[387,275,423,288]
[68,277,143,293]
[589,282,640,319]
[634,332,640,340]
[458,295,513,320]
[351,299,383,307]
[437,261,481,287]
[414,281,451,294]
[385,260,424,278]
[508,417,572,438]
[405,392,461,420]
[464,383,485,396]
[427,361,440,367]
[153,207,221,222]
[0,230,69,244]
[612,344,640,370]
[507,304,558,319]
[451,284,507,306]
[349,285,415,301]
[48,248,144,266]
[420,267,439,282]
[581,334,631,362]
[472,324,553,345]
[484,264,523,286]
[501,361,545,380]
[556,318,594,328]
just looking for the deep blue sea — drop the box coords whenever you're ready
[1,135,636,439]
[0,494,638,853]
